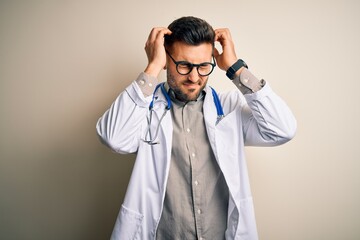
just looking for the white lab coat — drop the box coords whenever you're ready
[96,79,297,240]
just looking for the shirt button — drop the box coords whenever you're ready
[197,209,201,214]
[191,153,196,158]
[139,79,145,85]
[243,78,249,83]
[194,180,199,186]
[148,83,153,87]
[186,128,191,133]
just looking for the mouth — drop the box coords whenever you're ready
[183,81,199,88]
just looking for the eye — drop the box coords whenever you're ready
[178,62,192,70]
[199,63,211,70]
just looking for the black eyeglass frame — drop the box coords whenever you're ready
[166,50,216,76]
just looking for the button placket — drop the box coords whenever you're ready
[183,104,204,237]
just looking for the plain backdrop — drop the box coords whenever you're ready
[1,0,359,239]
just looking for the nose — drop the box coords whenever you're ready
[187,67,200,83]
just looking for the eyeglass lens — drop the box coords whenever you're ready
[177,63,214,76]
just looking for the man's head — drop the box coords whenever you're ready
[164,16,215,102]
[164,16,215,49]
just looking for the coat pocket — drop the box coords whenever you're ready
[110,205,144,240]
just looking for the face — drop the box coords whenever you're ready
[166,42,213,102]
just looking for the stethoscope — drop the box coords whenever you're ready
[143,82,224,145]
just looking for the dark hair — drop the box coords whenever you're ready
[164,16,215,49]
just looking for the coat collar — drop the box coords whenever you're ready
[152,83,219,128]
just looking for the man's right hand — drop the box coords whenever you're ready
[144,27,172,78]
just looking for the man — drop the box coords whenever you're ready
[96,16,296,240]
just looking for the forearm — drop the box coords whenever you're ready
[135,72,159,97]
[232,68,265,94]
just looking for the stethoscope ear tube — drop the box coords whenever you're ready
[148,84,163,110]
[160,83,172,110]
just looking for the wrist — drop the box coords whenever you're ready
[144,63,162,78]
[234,66,246,78]
[226,59,248,80]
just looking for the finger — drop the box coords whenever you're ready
[215,32,226,45]
[213,47,220,58]
[152,28,171,39]
[159,28,172,36]
[216,31,235,52]
[147,27,168,44]
[145,28,172,50]
[215,28,231,35]
[147,27,159,43]
[154,28,172,43]
[215,28,231,42]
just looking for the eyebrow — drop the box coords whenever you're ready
[166,51,214,64]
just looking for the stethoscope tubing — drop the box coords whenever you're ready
[143,83,224,145]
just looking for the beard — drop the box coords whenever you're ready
[167,71,208,102]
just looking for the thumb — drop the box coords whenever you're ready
[213,47,220,58]
[213,47,225,69]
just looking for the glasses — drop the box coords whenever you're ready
[166,50,216,76]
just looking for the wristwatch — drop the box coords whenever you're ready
[226,59,248,80]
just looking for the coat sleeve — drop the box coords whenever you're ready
[96,79,151,154]
[221,82,297,147]
[241,82,297,146]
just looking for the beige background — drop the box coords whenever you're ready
[1,0,359,239]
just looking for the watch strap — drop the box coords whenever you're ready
[226,59,248,80]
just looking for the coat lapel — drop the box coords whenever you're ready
[203,85,219,159]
